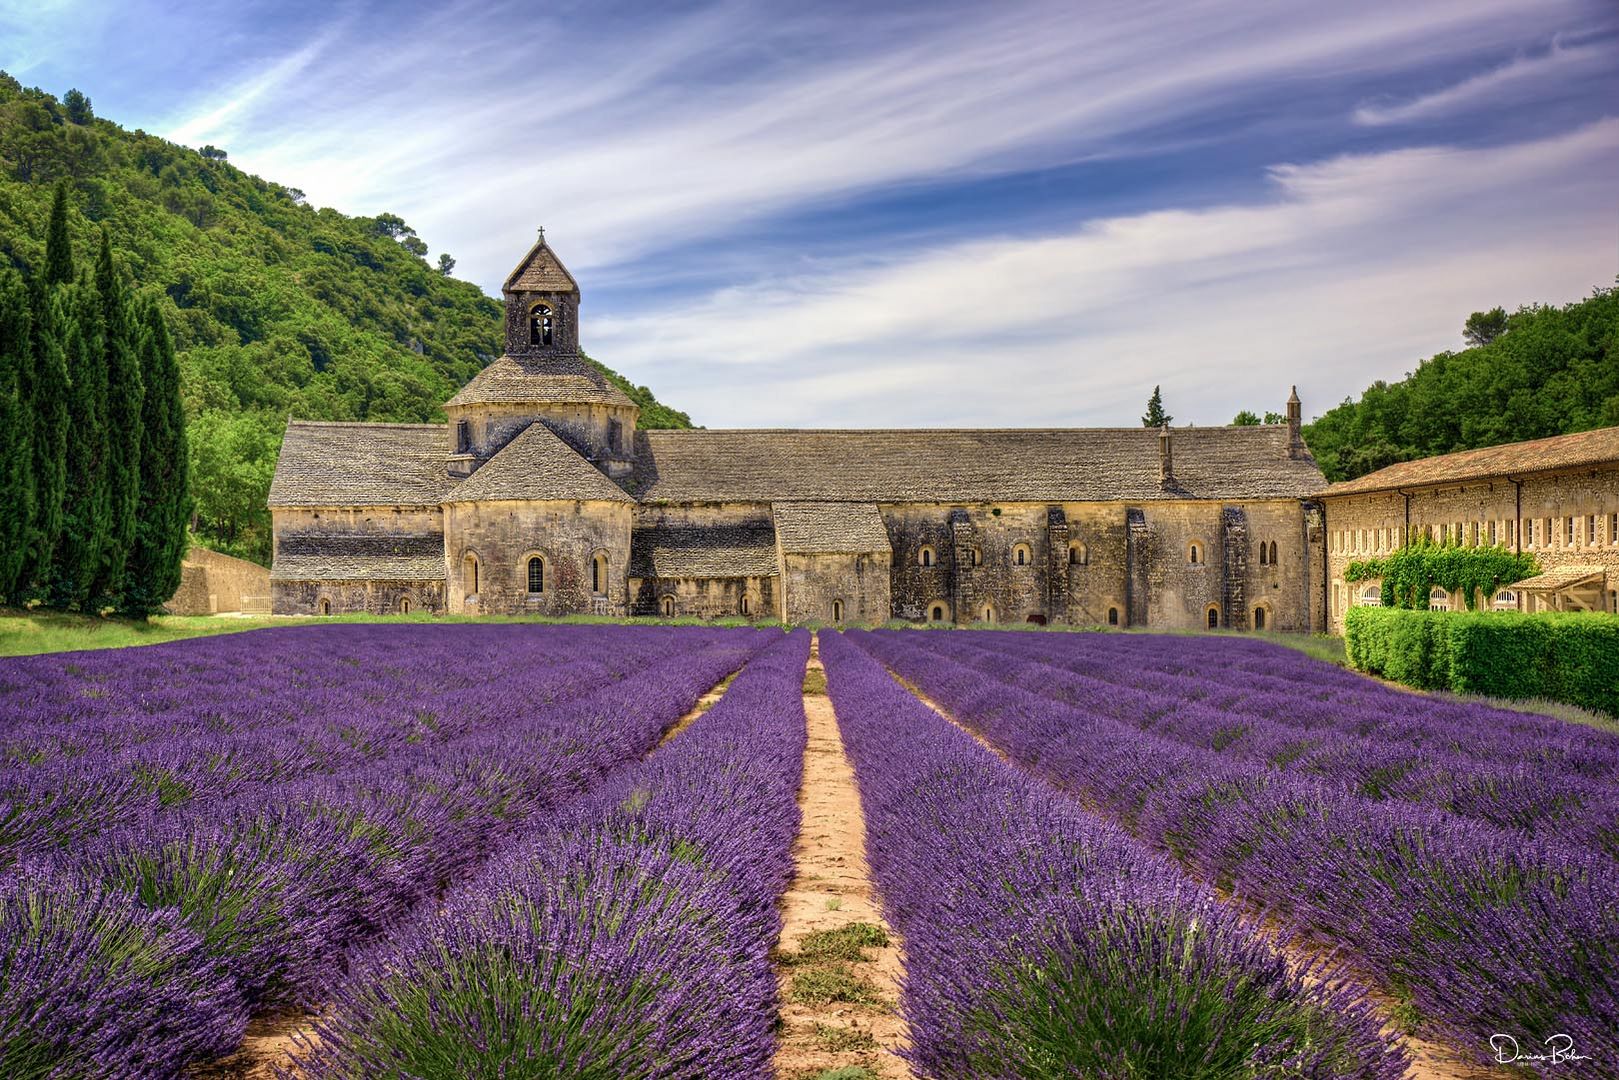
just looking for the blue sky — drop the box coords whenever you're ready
[4,0,1617,428]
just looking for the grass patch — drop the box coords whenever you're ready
[825,896,842,911]
[799,923,888,962]
[811,1068,876,1080]
[802,668,828,695]
[812,1023,878,1053]
[789,964,885,1007]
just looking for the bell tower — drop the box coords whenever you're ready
[503,227,580,355]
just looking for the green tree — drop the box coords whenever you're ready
[437,253,455,276]
[120,301,191,617]
[1232,410,1260,425]
[198,144,227,162]
[43,181,74,285]
[62,88,93,125]
[20,272,70,601]
[51,280,111,609]
[1141,385,1172,427]
[0,270,33,601]
[90,228,144,608]
[1463,306,1507,347]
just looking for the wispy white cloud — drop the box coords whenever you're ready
[585,120,1619,429]
[165,28,343,147]
[1353,37,1617,126]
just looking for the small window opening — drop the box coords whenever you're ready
[591,552,608,595]
[981,605,994,623]
[455,418,471,454]
[319,598,331,616]
[1268,540,1278,565]
[1189,542,1202,565]
[1207,606,1219,629]
[1013,544,1031,566]
[741,594,752,617]
[1360,585,1381,607]
[399,597,412,614]
[970,547,983,567]
[527,556,544,594]
[464,554,480,597]
[661,596,675,618]
[833,599,844,622]
[1253,606,1267,630]
[929,604,946,622]
[1106,607,1119,626]
[529,302,554,346]
[919,546,935,568]
[1069,542,1086,566]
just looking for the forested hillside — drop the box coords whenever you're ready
[0,75,692,566]
[1305,286,1619,483]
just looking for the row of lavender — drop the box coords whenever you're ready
[851,629,1619,1069]
[908,630,1619,858]
[297,630,811,1077]
[820,632,1404,1078]
[1,625,769,1077]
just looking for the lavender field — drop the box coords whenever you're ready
[1,622,1612,1077]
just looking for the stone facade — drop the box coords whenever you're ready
[164,547,272,615]
[1320,429,1619,632]
[268,232,1334,630]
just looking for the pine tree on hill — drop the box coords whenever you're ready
[1141,385,1172,427]
[120,299,191,617]
[90,227,144,609]
[20,274,68,602]
[0,270,33,602]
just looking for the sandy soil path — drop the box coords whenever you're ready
[889,667,1509,1080]
[771,635,911,1080]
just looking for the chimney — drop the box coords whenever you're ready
[1159,424,1174,489]
[1286,386,1304,458]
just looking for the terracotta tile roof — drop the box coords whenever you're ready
[446,422,634,504]
[501,238,579,293]
[1507,566,1607,591]
[772,502,891,554]
[443,353,636,410]
[630,525,779,579]
[268,421,456,508]
[628,426,1322,504]
[1319,426,1619,497]
[269,553,446,582]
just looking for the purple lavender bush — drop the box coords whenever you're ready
[296,630,809,1079]
[820,631,1403,1079]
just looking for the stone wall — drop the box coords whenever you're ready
[164,547,271,615]
[445,498,632,616]
[445,402,637,479]
[273,579,446,615]
[1323,466,1619,632]
[779,551,892,624]
[503,287,579,354]
[629,576,776,619]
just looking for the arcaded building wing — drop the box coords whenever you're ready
[268,234,1330,630]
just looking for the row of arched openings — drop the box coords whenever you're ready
[459,551,611,598]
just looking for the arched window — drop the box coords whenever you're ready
[399,596,412,614]
[1068,542,1087,566]
[1268,540,1278,565]
[1258,542,1268,566]
[661,595,675,617]
[1252,605,1267,630]
[1012,543,1032,566]
[527,556,544,594]
[1492,589,1518,612]
[1428,587,1450,612]
[1107,607,1119,626]
[981,605,994,623]
[741,594,752,617]
[832,599,844,623]
[463,554,480,597]
[970,547,983,567]
[591,552,608,595]
[919,546,935,568]
[1188,542,1203,566]
[528,303,554,346]
[1206,605,1219,629]
[319,598,331,616]
[1360,584,1381,607]
[929,603,947,622]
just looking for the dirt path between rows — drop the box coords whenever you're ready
[771,636,911,1080]
[886,666,1507,1080]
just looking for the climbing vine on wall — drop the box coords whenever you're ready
[1345,539,1539,610]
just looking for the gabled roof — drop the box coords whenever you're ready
[444,352,636,410]
[1318,426,1619,497]
[269,421,456,508]
[1507,566,1607,592]
[446,422,634,504]
[773,502,891,554]
[502,236,579,294]
[629,524,779,579]
[628,425,1323,504]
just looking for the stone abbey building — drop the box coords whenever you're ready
[269,235,1330,629]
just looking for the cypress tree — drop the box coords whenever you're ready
[43,181,74,286]
[19,276,69,603]
[121,301,191,617]
[51,279,110,610]
[0,271,34,603]
[90,228,144,609]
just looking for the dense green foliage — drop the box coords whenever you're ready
[1345,607,1619,714]
[0,76,693,565]
[1305,287,1619,482]
[1344,539,1538,610]
[0,179,187,615]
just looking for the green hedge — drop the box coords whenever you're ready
[1344,607,1619,715]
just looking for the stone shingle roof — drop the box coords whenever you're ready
[443,353,636,410]
[629,426,1323,503]
[502,237,579,293]
[269,422,456,508]
[269,553,446,582]
[630,525,779,579]
[772,502,890,554]
[447,422,634,504]
[1319,426,1619,497]
[1507,566,1607,592]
